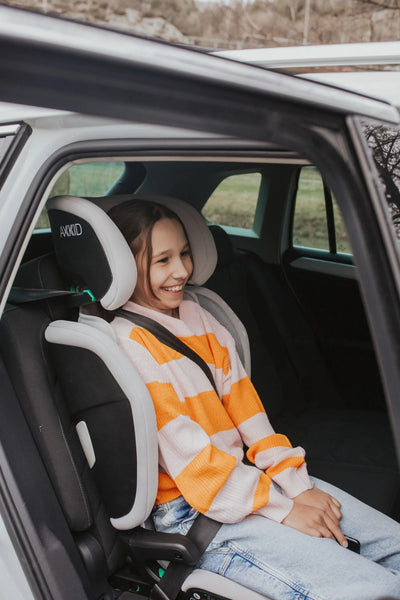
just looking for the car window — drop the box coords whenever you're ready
[292,165,351,254]
[363,121,400,241]
[202,171,261,230]
[35,161,125,231]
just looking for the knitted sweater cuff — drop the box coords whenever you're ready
[273,463,314,499]
[253,485,294,523]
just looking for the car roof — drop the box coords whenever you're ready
[0,101,69,121]
[0,8,398,127]
[215,41,400,69]
[215,41,400,110]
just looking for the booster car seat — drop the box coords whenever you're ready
[42,193,268,600]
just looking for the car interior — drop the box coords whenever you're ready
[1,149,399,600]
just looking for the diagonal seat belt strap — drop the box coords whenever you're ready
[114,308,218,395]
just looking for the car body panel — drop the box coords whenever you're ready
[216,41,400,110]
[0,509,34,599]
[215,40,400,69]
[0,7,397,125]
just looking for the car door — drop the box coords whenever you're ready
[281,163,385,411]
[0,7,400,600]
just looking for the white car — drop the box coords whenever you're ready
[1,7,400,600]
[216,41,400,110]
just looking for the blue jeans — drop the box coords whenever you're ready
[152,478,400,600]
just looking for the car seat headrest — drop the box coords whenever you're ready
[92,194,218,286]
[47,195,137,311]
[47,194,217,311]
[209,225,234,269]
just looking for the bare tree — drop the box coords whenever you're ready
[364,123,400,237]
[364,124,400,206]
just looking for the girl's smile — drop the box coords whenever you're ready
[132,217,193,317]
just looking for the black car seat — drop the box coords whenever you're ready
[205,225,400,518]
[2,194,269,600]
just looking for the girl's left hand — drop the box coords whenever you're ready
[294,487,342,522]
[293,487,346,546]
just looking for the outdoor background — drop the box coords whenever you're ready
[2,0,400,49]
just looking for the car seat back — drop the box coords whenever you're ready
[44,194,267,600]
[205,224,338,421]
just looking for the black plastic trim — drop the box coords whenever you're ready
[0,121,31,190]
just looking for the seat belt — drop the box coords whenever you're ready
[114,308,219,396]
[115,308,222,600]
[150,513,221,600]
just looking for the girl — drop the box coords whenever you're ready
[109,198,400,600]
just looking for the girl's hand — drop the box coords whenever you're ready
[282,489,347,547]
[294,487,342,521]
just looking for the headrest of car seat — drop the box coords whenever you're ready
[47,194,217,311]
[91,193,218,286]
[209,225,234,270]
[47,196,137,311]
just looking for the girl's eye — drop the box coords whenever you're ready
[157,257,168,264]
[181,250,191,258]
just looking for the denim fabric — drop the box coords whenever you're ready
[152,478,400,600]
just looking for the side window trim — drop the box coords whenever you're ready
[291,256,356,280]
[0,122,31,191]
[324,180,336,253]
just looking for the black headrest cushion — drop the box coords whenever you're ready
[209,225,234,269]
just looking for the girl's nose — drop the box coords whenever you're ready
[172,257,190,278]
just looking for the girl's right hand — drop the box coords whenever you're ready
[282,502,347,547]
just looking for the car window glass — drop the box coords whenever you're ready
[293,166,329,250]
[202,172,261,229]
[363,121,400,242]
[34,161,125,231]
[293,165,351,254]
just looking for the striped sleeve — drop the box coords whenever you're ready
[157,412,293,523]
[205,310,313,500]
[114,319,294,522]
[113,303,312,522]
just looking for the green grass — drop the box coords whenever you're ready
[35,162,125,229]
[294,167,351,253]
[202,172,260,229]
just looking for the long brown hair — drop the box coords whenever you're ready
[108,199,191,299]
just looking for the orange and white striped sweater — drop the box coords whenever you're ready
[112,299,312,524]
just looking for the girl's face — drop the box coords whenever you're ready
[132,217,193,317]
